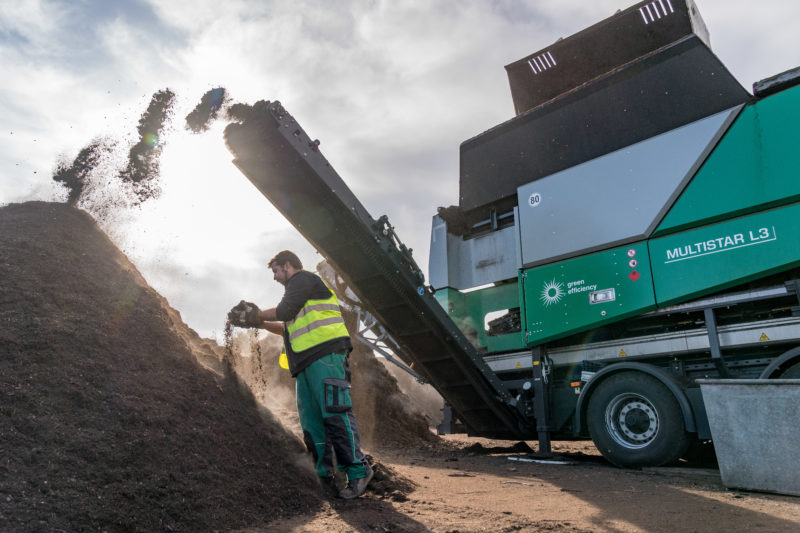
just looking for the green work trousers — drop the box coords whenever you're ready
[295,352,368,480]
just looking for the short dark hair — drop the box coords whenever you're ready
[268,250,302,270]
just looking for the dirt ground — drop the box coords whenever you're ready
[3,201,800,532]
[264,435,800,532]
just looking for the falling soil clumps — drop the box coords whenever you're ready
[119,89,175,201]
[436,205,473,236]
[225,100,270,123]
[51,88,175,207]
[51,137,115,205]
[0,201,323,532]
[185,87,228,133]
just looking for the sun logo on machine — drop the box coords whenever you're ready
[540,278,564,307]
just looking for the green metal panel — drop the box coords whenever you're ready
[521,243,656,345]
[657,85,800,236]
[434,282,525,353]
[650,202,800,305]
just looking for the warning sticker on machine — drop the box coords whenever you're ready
[664,226,777,264]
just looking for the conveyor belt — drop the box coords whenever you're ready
[224,101,531,438]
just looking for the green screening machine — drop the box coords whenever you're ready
[226,0,800,467]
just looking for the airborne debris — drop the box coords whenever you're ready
[51,88,176,207]
[50,87,268,209]
[119,88,176,202]
[185,87,228,133]
[52,137,115,205]
[436,205,472,236]
[226,100,270,123]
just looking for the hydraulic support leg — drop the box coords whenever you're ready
[531,346,553,456]
[704,307,730,378]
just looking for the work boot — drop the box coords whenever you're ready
[337,463,374,500]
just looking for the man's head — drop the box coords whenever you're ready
[268,250,302,286]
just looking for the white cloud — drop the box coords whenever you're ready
[0,1,65,53]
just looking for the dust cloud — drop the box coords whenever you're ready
[380,358,445,429]
[225,328,302,437]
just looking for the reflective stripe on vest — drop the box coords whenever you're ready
[286,277,349,353]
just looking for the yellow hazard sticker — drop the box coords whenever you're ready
[619,349,627,357]
[759,332,770,342]
[516,361,522,368]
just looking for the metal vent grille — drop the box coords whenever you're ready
[639,0,675,24]
[527,51,557,74]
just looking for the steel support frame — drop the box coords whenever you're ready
[703,307,730,378]
[352,307,424,382]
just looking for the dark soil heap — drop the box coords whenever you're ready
[0,202,323,532]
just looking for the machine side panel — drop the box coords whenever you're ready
[650,202,800,306]
[522,242,656,345]
[516,107,738,267]
[430,214,523,291]
[460,37,749,213]
[657,85,800,235]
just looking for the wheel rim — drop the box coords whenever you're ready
[604,393,659,450]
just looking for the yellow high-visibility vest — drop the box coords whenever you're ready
[285,278,348,353]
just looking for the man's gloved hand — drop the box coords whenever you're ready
[227,300,262,328]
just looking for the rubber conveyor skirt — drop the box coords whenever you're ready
[224,101,529,438]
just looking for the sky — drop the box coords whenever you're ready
[2,0,799,342]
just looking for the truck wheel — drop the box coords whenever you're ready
[759,347,800,378]
[779,361,800,378]
[587,372,689,468]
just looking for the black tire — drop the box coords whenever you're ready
[760,347,800,378]
[779,361,800,378]
[587,372,690,468]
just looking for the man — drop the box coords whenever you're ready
[227,250,373,499]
